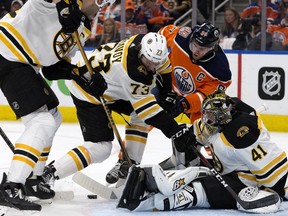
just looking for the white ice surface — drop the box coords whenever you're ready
[0,121,287,216]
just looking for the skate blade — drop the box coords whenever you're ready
[0,206,40,216]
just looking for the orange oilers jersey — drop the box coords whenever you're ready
[267,24,288,44]
[241,2,279,20]
[159,25,232,122]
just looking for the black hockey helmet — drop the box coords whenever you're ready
[190,22,220,48]
[201,90,234,130]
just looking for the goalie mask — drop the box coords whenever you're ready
[201,90,234,131]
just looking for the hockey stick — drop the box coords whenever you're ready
[72,172,124,200]
[0,127,15,153]
[71,23,132,166]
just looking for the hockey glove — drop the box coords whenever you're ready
[56,0,85,34]
[42,60,75,80]
[171,124,197,152]
[71,65,107,97]
[176,96,190,113]
[158,91,180,117]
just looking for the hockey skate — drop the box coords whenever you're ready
[0,173,41,214]
[106,159,131,184]
[41,161,59,186]
[25,176,55,202]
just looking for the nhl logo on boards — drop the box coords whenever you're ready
[258,67,285,100]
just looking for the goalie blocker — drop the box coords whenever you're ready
[118,165,281,214]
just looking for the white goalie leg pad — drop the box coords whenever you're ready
[154,181,210,210]
[237,186,282,214]
[151,164,211,196]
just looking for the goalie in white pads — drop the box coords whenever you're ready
[118,90,288,214]
[40,33,196,190]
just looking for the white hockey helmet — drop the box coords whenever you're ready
[139,33,169,65]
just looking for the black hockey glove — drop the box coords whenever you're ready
[71,65,107,97]
[175,96,190,113]
[158,91,179,117]
[171,124,197,152]
[56,0,85,34]
[42,60,75,80]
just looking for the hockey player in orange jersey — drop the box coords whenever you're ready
[105,22,232,184]
[158,22,232,123]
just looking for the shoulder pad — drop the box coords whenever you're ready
[222,113,260,149]
[198,47,231,82]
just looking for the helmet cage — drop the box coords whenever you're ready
[201,93,233,129]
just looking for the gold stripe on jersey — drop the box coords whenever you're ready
[251,151,288,185]
[68,146,91,170]
[122,35,137,72]
[0,22,40,66]
[257,162,288,185]
[63,0,83,7]
[157,59,172,75]
[252,152,287,175]
[0,32,26,62]
[126,135,147,144]
[220,132,234,148]
[133,95,162,120]
[38,146,51,162]
[237,171,257,182]
[13,143,41,168]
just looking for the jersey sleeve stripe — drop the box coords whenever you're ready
[251,152,287,175]
[0,31,26,63]
[0,22,40,66]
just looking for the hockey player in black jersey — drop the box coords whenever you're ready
[118,90,288,214]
